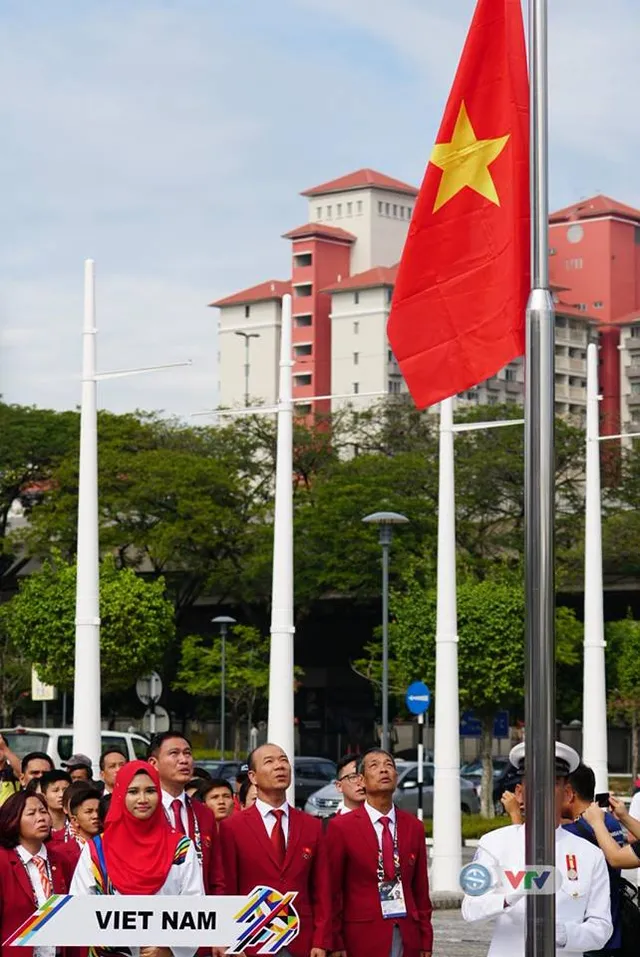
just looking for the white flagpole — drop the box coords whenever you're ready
[582,341,608,792]
[267,293,296,798]
[73,259,102,770]
[431,395,462,892]
[525,0,556,953]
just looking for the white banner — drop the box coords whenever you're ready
[6,887,299,955]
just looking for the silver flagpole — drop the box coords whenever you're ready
[525,0,556,953]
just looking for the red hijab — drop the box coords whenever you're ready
[101,759,182,895]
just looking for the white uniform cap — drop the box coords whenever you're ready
[508,740,580,775]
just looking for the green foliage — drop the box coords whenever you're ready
[0,613,30,725]
[423,813,514,839]
[2,556,175,691]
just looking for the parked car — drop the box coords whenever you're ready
[0,727,149,772]
[194,760,245,786]
[305,761,480,817]
[294,757,337,808]
[459,756,519,813]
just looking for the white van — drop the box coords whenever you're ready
[0,727,149,770]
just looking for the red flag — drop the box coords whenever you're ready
[387,0,529,409]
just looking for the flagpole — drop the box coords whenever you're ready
[525,0,556,954]
[431,396,462,892]
[267,293,296,801]
[583,341,608,793]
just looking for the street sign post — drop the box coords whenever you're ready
[32,668,56,730]
[136,672,163,735]
[405,682,431,822]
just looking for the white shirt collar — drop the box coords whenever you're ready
[17,843,47,864]
[162,789,186,809]
[365,801,396,826]
[255,797,289,821]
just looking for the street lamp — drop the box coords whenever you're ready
[212,616,236,758]
[235,331,261,406]
[362,511,409,752]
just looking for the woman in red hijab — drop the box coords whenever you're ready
[70,760,203,957]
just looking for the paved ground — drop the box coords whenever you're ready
[432,910,493,957]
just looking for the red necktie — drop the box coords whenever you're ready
[270,809,286,865]
[171,798,186,835]
[379,816,395,880]
[32,855,53,899]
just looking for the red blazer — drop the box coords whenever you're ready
[328,805,433,957]
[0,845,73,957]
[186,797,225,895]
[219,803,332,956]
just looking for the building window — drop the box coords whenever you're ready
[386,288,393,304]
[295,314,312,327]
[399,206,404,218]
[631,381,640,394]
[354,291,360,304]
[393,204,397,216]
[593,301,603,308]
[294,373,312,387]
[387,349,394,363]
[357,200,363,214]
[385,203,390,215]
[316,207,322,219]
[244,305,251,318]
[408,207,413,217]
[294,343,313,357]
[293,252,312,268]
[336,203,342,217]
[296,403,312,416]
[294,283,312,297]
[353,352,359,366]
[326,205,332,218]
[353,321,359,334]
[378,201,383,214]
[388,380,401,394]
[505,367,516,382]
[353,382,360,394]
[347,202,352,215]
[631,326,640,339]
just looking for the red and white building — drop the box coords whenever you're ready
[211,170,640,435]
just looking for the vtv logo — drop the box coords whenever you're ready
[501,866,557,895]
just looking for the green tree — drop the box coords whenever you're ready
[0,613,30,725]
[2,556,175,691]
[606,614,640,779]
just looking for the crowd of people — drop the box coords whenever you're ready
[0,732,639,957]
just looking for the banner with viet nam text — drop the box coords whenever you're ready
[5,886,299,955]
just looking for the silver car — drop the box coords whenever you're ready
[304,761,480,817]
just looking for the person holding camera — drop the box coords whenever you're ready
[583,795,640,869]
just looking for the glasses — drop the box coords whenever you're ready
[337,772,362,784]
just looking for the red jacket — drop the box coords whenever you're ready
[0,845,74,957]
[185,797,225,895]
[219,803,332,956]
[328,805,433,957]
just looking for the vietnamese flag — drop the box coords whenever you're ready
[388,0,529,409]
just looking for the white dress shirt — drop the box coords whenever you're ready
[365,801,397,848]
[71,838,204,957]
[256,797,290,843]
[16,844,55,957]
[162,789,187,832]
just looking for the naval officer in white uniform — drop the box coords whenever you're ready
[461,742,612,957]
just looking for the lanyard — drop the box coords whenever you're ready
[376,817,401,883]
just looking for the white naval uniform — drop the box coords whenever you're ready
[461,824,612,957]
[70,839,204,957]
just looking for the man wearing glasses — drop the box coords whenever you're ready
[335,754,366,815]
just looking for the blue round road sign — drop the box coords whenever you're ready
[405,681,431,715]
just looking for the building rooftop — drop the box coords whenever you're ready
[301,168,418,198]
[550,194,640,225]
[282,222,357,243]
[209,279,291,308]
[323,264,398,294]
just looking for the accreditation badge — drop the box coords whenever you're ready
[565,854,578,881]
[378,877,408,919]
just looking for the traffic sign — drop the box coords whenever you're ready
[143,705,170,734]
[405,681,431,715]
[136,672,163,706]
[31,668,56,702]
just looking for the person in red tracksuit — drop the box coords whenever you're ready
[328,748,433,957]
[219,743,331,957]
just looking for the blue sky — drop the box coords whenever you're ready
[1,0,638,416]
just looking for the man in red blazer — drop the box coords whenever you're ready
[148,731,224,894]
[219,743,331,957]
[328,748,433,957]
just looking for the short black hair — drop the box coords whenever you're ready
[21,752,54,774]
[239,777,255,807]
[192,766,212,781]
[40,769,71,793]
[198,778,233,800]
[99,749,127,771]
[68,782,102,817]
[146,732,193,759]
[336,753,360,778]
[357,748,396,775]
[568,763,596,802]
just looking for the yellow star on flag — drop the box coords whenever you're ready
[430,101,510,213]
